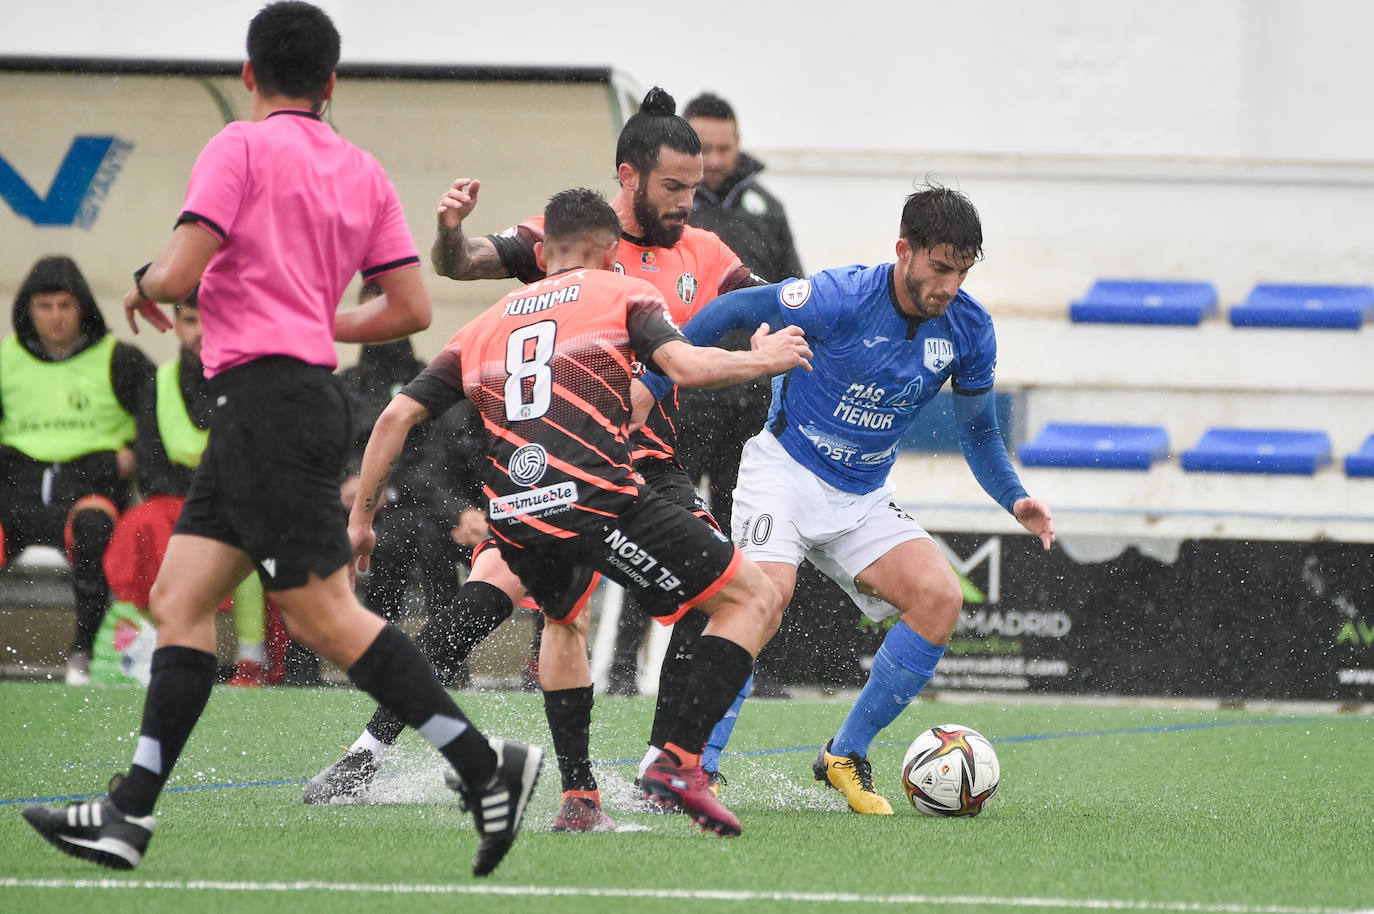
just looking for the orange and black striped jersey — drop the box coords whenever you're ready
[487,215,757,464]
[400,268,686,545]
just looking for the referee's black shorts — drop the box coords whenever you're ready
[174,356,353,590]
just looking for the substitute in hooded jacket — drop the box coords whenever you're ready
[0,254,155,684]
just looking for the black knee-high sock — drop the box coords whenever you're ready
[649,608,707,749]
[111,646,218,816]
[365,581,514,745]
[68,509,114,654]
[348,624,496,789]
[544,686,596,792]
[662,635,754,758]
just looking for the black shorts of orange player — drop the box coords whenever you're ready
[490,484,740,627]
[633,457,713,525]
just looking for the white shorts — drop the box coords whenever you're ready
[731,432,930,622]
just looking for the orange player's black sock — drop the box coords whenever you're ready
[649,607,706,749]
[662,635,753,759]
[544,686,596,791]
[348,624,496,788]
[365,581,513,745]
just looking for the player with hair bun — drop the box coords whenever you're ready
[305,87,768,828]
[343,187,811,836]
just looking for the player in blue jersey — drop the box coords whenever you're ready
[640,183,1054,813]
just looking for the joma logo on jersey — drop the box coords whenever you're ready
[677,272,698,304]
[924,338,954,373]
[503,284,579,316]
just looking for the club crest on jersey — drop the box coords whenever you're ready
[924,338,954,373]
[613,261,625,274]
[780,279,811,309]
[639,251,658,272]
[508,443,549,486]
[677,272,698,304]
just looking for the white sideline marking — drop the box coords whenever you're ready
[0,878,1358,912]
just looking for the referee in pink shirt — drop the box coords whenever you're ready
[23,1,541,879]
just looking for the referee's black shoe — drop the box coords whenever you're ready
[445,738,543,877]
[23,777,155,870]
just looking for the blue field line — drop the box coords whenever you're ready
[601,713,1368,767]
[2,778,308,807]
[5,713,1365,808]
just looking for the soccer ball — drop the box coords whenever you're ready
[900,724,1000,817]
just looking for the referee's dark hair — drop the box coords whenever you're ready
[544,188,621,244]
[684,92,736,123]
[900,182,985,265]
[247,1,340,109]
[616,87,702,177]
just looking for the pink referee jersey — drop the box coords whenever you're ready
[178,109,419,377]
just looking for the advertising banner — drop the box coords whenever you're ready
[763,533,1374,703]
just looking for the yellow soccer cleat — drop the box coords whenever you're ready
[813,739,894,815]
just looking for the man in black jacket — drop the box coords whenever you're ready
[606,93,812,698]
[0,255,154,684]
[684,92,803,285]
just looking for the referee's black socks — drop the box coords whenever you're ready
[112,646,219,817]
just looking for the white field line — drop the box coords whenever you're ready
[0,878,1361,913]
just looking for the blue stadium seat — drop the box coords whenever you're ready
[1018,422,1170,470]
[1069,279,1218,325]
[1228,283,1374,329]
[1180,428,1332,475]
[1345,435,1374,478]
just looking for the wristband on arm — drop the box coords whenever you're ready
[133,263,153,301]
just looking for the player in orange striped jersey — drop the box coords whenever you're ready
[306,90,761,826]
[345,188,810,835]
[434,87,765,790]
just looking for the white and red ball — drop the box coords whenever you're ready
[901,724,1000,817]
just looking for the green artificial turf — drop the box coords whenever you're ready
[2,682,1370,913]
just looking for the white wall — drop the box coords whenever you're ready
[9,1,1374,159]
[7,0,1373,309]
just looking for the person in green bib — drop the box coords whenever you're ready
[101,295,272,686]
[0,254,154,684]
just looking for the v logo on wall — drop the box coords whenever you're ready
[0,135,133,229]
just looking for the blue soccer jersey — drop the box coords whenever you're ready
[758,264,996,493]
[647,261,1024,504]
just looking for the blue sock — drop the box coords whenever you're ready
[701,672,752,773]
[831,622,944,758]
